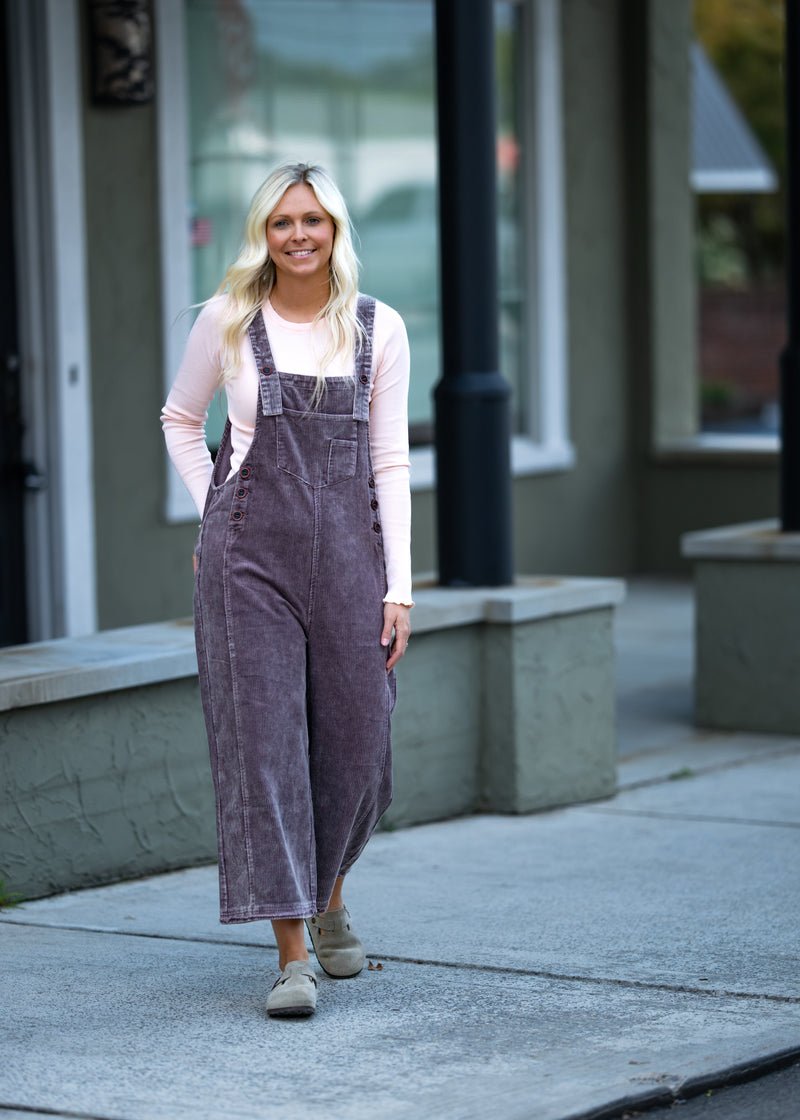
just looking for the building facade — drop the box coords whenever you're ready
[0,0,780,646]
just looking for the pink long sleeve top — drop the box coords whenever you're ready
[161,296,413,606]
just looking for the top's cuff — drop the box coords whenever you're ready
[383,593,415,608]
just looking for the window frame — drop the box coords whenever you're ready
[8,0,97,638]
[157,0,572,521]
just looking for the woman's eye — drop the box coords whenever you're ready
[307,217,320,225]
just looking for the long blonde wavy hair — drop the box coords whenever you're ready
[215,162,363,396]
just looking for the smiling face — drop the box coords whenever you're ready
[266,182,335,286]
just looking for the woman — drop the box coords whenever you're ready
[161,162,412,1018]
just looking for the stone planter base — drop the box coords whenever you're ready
[390,577,624,824]
[0,576,624,898]
[682,519,800,733]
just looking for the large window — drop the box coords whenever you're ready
[693,2,784,438]
[185,0,528,445]
[160,0,570,520]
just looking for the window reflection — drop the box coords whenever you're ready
[186,0,527,445]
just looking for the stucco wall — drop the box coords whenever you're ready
[513,0,634,576]
[639,459,778,571]
[81,0,196,630]
[1,677,215,898]
[693,553,800,733]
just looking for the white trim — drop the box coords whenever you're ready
[659,432,778,453]
[408,448,436,491]
[45,0,97,636]
[531,0,570,459]
[7,0,97,639]
[511,433,575,474]
[155,0,197,523]
[692,168,778,194]
[655,432,779,465]
[410,435,575,492]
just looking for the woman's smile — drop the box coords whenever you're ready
[267,183,335,280]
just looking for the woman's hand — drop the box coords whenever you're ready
[381,603,411,671]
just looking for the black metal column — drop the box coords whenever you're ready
[781,0,800,529]
[433,0,513,585]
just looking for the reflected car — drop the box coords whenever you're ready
[356,182,440,311]
[356,180,520,311]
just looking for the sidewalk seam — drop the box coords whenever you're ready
[581,807,800,829]
[617,741,800,791]
[3,918,798,1004]
[0,1103,121,1120]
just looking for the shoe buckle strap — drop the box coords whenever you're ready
[309,913,347,933]
[310,915,337,932]
[273,967,317,989]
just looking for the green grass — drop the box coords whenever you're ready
[668,766,695,781]
[0,877,24,911]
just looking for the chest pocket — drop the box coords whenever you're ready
[276,409,359,488]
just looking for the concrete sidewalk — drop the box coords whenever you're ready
[2,580,799,1120]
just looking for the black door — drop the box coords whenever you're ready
[0,0,27,647]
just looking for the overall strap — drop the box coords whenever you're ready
[247,308,283,416]
[353,295,376,421]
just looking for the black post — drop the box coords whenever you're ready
[433,0,513,585]
[781,0,800,529]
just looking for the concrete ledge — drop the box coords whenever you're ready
[0,620,197,712]
[1,577,623,897]
[682,521,800,733]
[411,575,625,628]
[682,518,800,561]
[0,577,624,710]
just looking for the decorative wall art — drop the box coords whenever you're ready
[89,0,154,106]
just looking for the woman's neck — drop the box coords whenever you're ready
[269,278,331,323]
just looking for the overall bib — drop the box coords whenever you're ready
[194,295,395,923]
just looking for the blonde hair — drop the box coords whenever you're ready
[214,162,363,395]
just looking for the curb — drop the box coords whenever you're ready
[560,1044,800,1120]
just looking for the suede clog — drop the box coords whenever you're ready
[305,907,366,979]
[266,960,317,1018]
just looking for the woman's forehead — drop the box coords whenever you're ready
[271,182,327,216]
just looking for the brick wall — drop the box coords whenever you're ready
[699,285,784,423]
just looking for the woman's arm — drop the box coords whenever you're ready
[160,302,226,517]
[370,302,413,609]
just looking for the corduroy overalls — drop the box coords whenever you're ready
[193,295,395,923]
